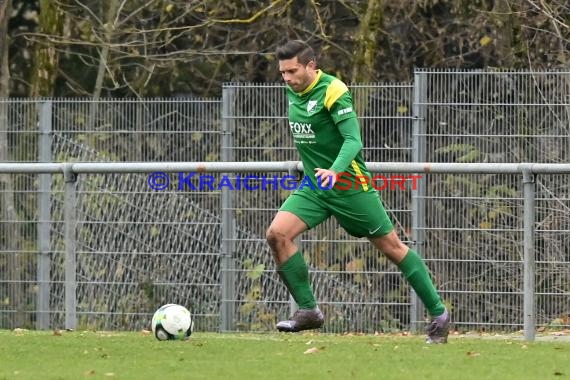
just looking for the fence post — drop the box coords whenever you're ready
[220,86,236,332]
[411,71,428,332]
[522,166,536,341]
[37,100,52,330]
[63,164,77,330]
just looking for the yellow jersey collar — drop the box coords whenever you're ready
[298,70,322,96]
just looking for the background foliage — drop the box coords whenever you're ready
[2,0,569,98]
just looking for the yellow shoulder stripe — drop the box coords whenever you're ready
[324,79,348,110]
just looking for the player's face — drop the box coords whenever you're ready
[278,57,316,92]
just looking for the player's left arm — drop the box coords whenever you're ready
[328,117,362,173]
[315,80,363,187]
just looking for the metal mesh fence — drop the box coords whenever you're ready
[0,172,41,329]
[419,70,570,331]
[1,99,226,331]
[50,138,224,331]
[534,174,570,328]
[50,99,222,162]
[422,172,525,330]
[1,71,569,333]
[420,70,570,163]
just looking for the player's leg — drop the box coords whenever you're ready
[266,189,329,332]
[370,231,449,343]
[266,210,307,264]
[331,190,449,343]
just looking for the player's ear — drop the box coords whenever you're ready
[306,60,317,70]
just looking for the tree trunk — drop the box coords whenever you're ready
[492,0,515,68]
[351,0,384,83]
[30,0,64,97]
[0,0,10,92]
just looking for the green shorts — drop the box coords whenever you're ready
[279,188,394,238]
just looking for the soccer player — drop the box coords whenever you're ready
[266,40,450,344]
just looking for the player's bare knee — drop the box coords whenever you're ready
[386,238,407,254]
[372,232,408,256]
[266,227,288,252]
[384,242,409,263]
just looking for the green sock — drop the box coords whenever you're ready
[277,251,317,309]
[398,249,446,317]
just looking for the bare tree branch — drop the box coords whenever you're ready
[209,0,286,24]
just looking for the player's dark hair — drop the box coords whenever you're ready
[276,40,316,65]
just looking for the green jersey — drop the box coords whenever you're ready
[286,70,372,195]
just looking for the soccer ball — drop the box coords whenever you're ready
[151,303,193,341]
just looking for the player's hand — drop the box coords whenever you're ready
[314,168,337,188]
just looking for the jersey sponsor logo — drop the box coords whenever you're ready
[307,100,318,114]
[289,122,314,134]
[337,107,353,116]
[289,121,315,144]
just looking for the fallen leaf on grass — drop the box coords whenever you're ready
[13,328,27,335]
[104,373,115,377]
[53,330,63,336]
[304,347,320,354]
[140,329,151,336]
[84,370,96,376]
[467,351,480,357]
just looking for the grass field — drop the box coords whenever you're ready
[1,329,569,380]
